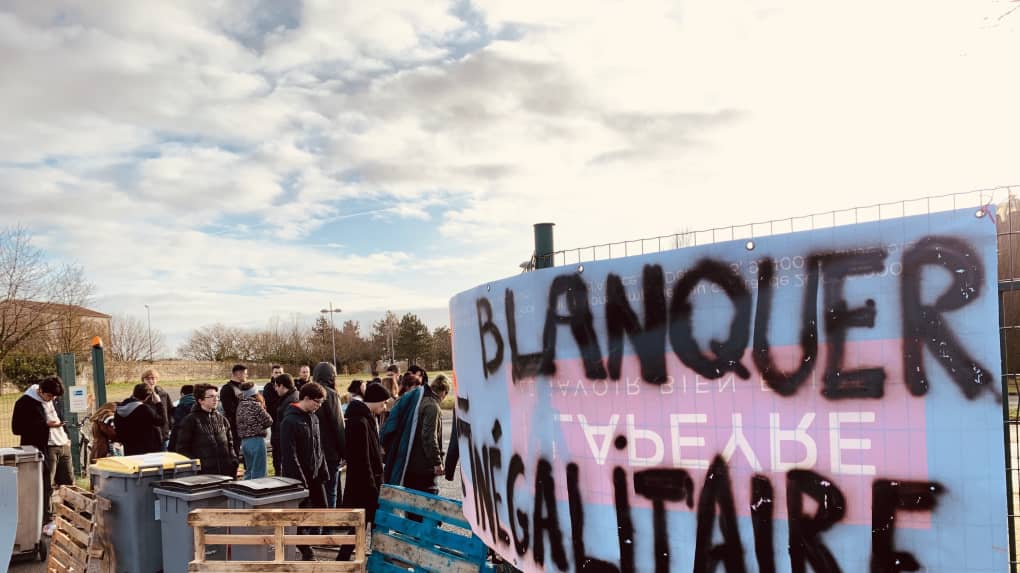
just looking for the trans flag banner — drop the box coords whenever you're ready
[449,207,1006,572]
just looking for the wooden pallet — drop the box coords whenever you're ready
[370,485,492,573]
[47,486,110,573]
[187,508,367,572]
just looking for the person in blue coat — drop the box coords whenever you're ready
[379,373,424,486]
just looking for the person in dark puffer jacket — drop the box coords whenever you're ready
[174,383,238,477]
[114,383,165,455]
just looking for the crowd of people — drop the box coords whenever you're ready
[10,362,456,561]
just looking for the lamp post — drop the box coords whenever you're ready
[144,304,153,362]
[320,303,342,368]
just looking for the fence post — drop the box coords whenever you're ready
[55,352,81,476]
[1001,286,1018,573]
[91,337,107,407]
[534,222,555,269]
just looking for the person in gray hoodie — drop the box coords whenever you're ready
[312,362,346,508]
[114,383,165,455]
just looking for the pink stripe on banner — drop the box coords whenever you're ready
[503,339,929,528]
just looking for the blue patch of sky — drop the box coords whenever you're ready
[272,172,302,206]
[305,191,473,255]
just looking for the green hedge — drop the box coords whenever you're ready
[1,352,57,391]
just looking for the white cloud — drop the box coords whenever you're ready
[0,0,1017,353]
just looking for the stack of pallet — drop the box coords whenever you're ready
[47,486,111,573]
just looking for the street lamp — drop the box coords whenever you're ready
[144,304,153,362]
[320,303,342,368]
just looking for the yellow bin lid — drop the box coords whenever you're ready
[90,452,197,475]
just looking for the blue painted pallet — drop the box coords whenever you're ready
[368,485,493,573]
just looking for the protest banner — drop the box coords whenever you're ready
[449,207,1007,572]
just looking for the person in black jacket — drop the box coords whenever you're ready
[174,383,238,477]
[114,383,165,455]
[337,382,391,562]
[12,375,67,523]
[219,364,248,458]
[261,364,284,428]
[279,382,328,561]
[312,362,346,508]
[270,374,299,476]
[141,368,173,450]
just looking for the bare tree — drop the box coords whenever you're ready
[0,227,57,364]
[0,226,96,390]
[49,264,97,357]
[178,323,250,361]
[110,314,165,361]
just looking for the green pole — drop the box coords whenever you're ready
[534,222,555,269]
[55,353,81,476]
[92,338,107,407]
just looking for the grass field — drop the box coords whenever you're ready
[0,371,454,448]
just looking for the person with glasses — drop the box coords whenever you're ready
[173,383,238,477]
[12,375,70,526]
[279,382,329,561]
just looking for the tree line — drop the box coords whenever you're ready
[177,310,452,374]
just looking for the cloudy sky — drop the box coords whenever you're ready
[1,0,1018,354]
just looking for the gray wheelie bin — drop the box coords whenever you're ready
[222,477,307,561]
[154,474,233,573]
[1,446,46,562]
[89,452,199,573]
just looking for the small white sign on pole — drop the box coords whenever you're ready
[69,386,88,413]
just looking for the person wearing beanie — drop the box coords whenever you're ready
[280,382,329,561]
[337,382,390,562]
[312,361,346,509]
[236,382,273,479]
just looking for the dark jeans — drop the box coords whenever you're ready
[45,444,73,521]
[403,471,438,523]
[297,478,326,558]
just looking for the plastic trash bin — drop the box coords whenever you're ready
[222,477,307,561]
[89,452,199,573]
[0,446,46,562]
[154,474,233,573]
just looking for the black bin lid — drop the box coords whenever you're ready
[157,474,233,493]
[222,476,304,498]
